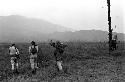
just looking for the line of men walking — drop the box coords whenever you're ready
[9,40,67,74]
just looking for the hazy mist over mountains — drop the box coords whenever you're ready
[0,15,124,42]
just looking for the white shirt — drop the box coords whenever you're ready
[9,46,19,55]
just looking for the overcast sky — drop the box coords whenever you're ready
[0,0,124,33]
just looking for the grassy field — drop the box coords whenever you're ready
[0,41,125,82]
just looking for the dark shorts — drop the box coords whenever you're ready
[11,57,18,63]
[10,54,17,57]
[54,51,63,61]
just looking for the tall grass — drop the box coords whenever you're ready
[0,41,125,82]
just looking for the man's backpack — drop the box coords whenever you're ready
[31,45,37,54]
[57,44,64,54]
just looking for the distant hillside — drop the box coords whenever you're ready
[0,15,124,42]
[0,15,73,42]
[48,30,125,42]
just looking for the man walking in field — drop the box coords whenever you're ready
[49,40,67,72]
[9,43,20,73]
[29,41,38,73]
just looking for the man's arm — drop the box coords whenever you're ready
[29,46,31,54]
[16,48,20,54]
[15,48,20,59]
[36,46,38,53]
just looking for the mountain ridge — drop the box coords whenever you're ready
[48,30,125,42]
[0,15,124,42]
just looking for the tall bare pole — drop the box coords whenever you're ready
[107,0,112,51]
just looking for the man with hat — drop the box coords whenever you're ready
[29,41,38,73]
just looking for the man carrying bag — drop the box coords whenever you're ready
[29,41,38,73]
[9,43,20,73]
